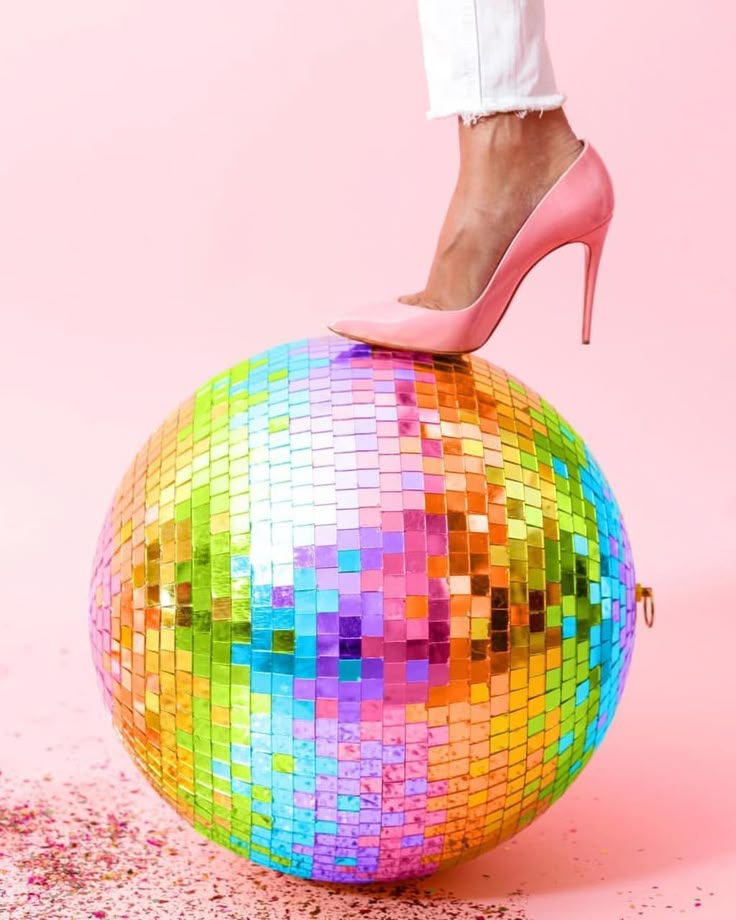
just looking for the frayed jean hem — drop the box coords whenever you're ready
[426,93,567,124]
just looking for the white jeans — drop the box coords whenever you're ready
[416,0,565,124]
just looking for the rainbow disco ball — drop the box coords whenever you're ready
[88,335,637,883]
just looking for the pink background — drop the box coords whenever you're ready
[0,2,733,917]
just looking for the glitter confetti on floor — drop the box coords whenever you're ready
[0,772,530,920]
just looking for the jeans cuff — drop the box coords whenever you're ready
[426,93,567,123]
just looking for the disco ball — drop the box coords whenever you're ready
[88,335,637,882]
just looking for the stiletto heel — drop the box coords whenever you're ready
[577,218,611,345]
[328,138,616,355]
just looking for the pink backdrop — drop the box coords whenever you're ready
[0,2,733,917]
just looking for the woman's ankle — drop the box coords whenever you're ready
[458,106,578,155]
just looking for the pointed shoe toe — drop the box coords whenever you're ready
[327,299,484,354]
[327,301,432,352]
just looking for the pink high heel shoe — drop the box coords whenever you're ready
[327,138,614,354]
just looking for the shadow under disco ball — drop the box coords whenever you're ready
[88,335,638,883]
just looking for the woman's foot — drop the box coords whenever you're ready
[399,108,584,311]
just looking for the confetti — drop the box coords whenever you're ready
[0,773,530,919]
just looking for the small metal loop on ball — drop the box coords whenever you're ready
[635,584,655,628]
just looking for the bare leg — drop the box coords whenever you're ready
[398,108,583,310]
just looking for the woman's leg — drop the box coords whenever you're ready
[400,0,583,310]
